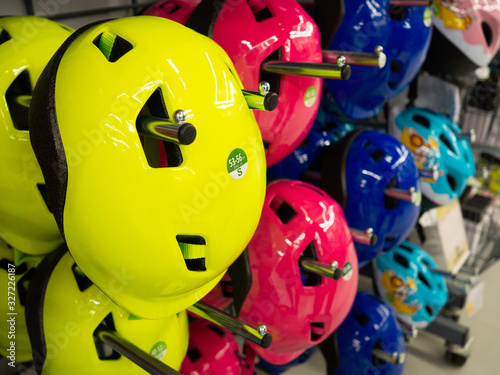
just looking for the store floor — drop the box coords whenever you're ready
[287,260,500,375]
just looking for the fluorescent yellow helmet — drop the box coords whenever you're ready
[26,248,189,374]
[29,16,266,319]
[0,16,72,255]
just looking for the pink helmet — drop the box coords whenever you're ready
[235,180,358,365]
[143,0,323,166]
[200,273,233,311]
[427,0,500,75]
[180,320,242,375]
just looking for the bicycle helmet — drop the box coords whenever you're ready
[180,320,243,375]
[25,247,189,374]
[334,292,406,375]
[373,241,449,329]
[199,272,233,311]
[28,17,266,319]
[144,0,323,166]
[257,348,316,374]
[326,0,432,119]
[393,107,475,206]
[321,129,421,267]
[0,238,43,363]
[0,16,72,255]
[425,0,500,75]
[236,180,358,365]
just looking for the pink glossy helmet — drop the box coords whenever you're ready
[427,0,500,75]
[143,0,323,166]
[180,320,242,375]
[236,180,358,365]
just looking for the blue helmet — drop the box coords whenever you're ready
[268,90,354,182]
[257,348,316,374]
[321,129,421,267]
[326,1,432,119]
[334,292,406,375]
[393,107,475,206]
[373,241,449,329]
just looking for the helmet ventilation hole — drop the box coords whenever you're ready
[372,339,387,366]
[439,134,454,153]
[298,241,322,287]
[310,322,325,341]
[421,258,432,268]
[93,31,133,63]
[37,184,52,213]
[482,22,493,47]
[260,47,282,96]
[352,307,370,326]
[247,0,273,22]
[187,348,202,363]
[399,243,414,253]
[0,28,11,45]
[177,235,206,272]
[446,173,457,191]
[263,140,270,149]
[363,140,385,162]
[6,70,32,131]
[383,237,395,252]
[270,197,297,224]
[413,114,430,129]
[393,253,409,269]
[93,314,121,360]
[71,263,93,292]
[425,305,434,316]
[384,178,398,210]
[159,2,181,14]
[207,324,226,337]
[388,5,405,21]
[418,271,431,289]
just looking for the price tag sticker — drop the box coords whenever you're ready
[227,148,248,180]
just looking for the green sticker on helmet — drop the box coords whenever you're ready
[227,148,248,180]
[304,86,317,108]
[343,262,353,281]
[150,341,167,361]
[423,8,432,27]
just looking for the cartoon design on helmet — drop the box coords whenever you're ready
[144,0,324,166]
[334,292,406,375]
[0,238,42,363]
[28,17,266,319]
[25,248,189,374]
[325,0,432,119]
[426,0,500,75]
[321,129,421,267]
[235,180,358,365]
[0,16,73,255]
[180,320,243,375]
[393,107,475,206]
[373,241,449,329]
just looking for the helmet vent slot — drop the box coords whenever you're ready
[93,31,133,63]
[177,235,206,271]
[393,253,409,269]
[207,324,226,337]
[248,0,273,22]
[37,184,52,213]
[301,184,328,198]
[421,258,432,268]
[399,243,414,253]
[298,241,322,287]
[310,322,325,341]
[0,28,11,45]
[352,307,370,327]
[384,178,398,210]
[482,22,493,47]
[160,2,181,14]
[137,87,183,168]
[187,348,202,363]
[425,305,434,316]
[263,140,270,149]
[221,280,233,298]
[372,339,387,366]
[260,47,282,96]
[93,314,122,360]
[71,263,93,292]
[270,197,297,224]
[418,271,431,289]
[446,173,457,191]
[413,114,430,129]
[363,140,385,162]
[439,134,454,153]
[6,70,32,131]
[388,5,405,21]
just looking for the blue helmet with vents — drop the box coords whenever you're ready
[321,129,421,267]
[373,241,449,329]
[326,0,432,119]
[335,292,406,375]
[257,348,316,374]
[393,107,474,207]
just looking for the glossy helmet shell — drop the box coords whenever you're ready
[0,238,42,362]
[240,180,358,365]
[0,16,72,255]
[393,107,475,206]
[180,320,242,375]
[257,348,316,374]
[335,292,406,375]
[426,0,500,75]
[28,17,266,319]
[143,0,323,166]
[327,0,432,119]
[373,241,449,329]
[321,129,421,267]
[25,248,189,374]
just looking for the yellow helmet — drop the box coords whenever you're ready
[0,16,72,255]
[29,16,266,319]
[26,248,189,374]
